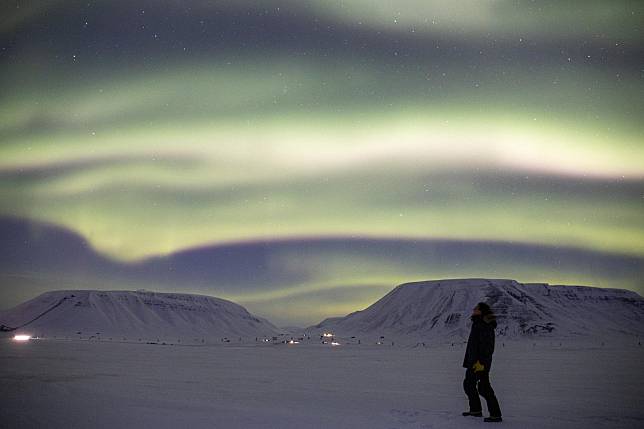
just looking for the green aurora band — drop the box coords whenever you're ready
[0,1,642,323]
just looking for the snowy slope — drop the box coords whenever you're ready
[308,279,644,342]
[0,290,281,340]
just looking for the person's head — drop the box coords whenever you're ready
[472,302,492,317]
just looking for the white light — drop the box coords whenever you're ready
[331,341,340,346]
[323,333,334,337]
[13,335,31,342]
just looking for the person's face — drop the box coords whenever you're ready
[472,306,482,316]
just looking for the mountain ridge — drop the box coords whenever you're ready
[0,289,281,341]
[3,278,643,343]
[307,278,644,342]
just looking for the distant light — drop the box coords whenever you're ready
[288,340,300,344]
[331,341,340,346]
[323,333,334,337]
[13,335,31,342]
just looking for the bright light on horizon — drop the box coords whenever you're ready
[13,335,31,342]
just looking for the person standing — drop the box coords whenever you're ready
[462,302,502,422]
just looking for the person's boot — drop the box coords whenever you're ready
[462,411,483,417]
[484,416,502,422]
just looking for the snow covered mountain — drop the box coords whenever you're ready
[0,290,281,341]
[307,279,644,342]
[3,280,642,344]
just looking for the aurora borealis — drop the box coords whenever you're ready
[1,1,643,325]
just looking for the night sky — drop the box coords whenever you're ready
[1,1,643,325]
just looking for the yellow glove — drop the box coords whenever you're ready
[472,361,485,372]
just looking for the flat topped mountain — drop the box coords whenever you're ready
[0,290,280,340]
[308,279,644,341]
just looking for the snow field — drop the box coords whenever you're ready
[1,339,642,428]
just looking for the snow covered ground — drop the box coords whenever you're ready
[1,339,642,428]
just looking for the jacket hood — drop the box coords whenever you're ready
[471,313,497,329]
[483,313,497,328]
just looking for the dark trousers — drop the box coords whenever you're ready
[463,369,502,417]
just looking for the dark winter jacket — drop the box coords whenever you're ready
[462,314,497,371]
